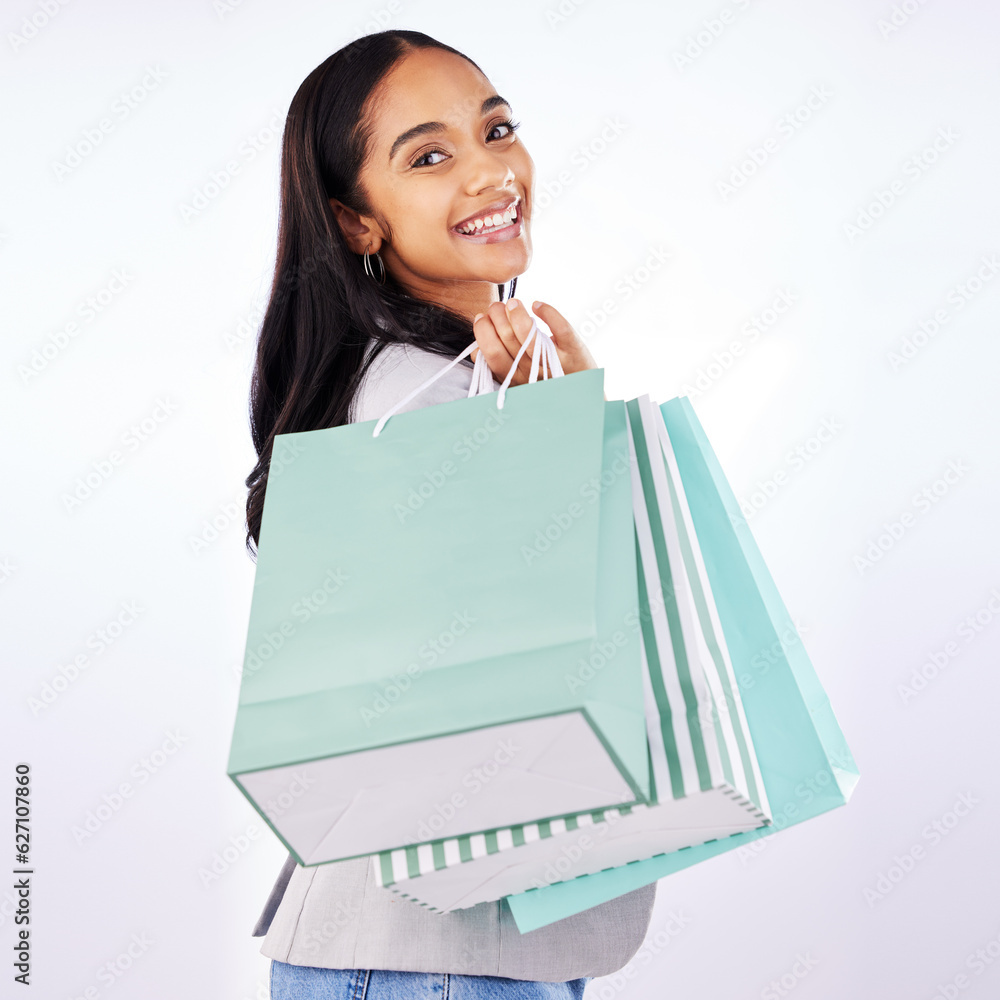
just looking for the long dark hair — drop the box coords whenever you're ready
[244,30,515,557]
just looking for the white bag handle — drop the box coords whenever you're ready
[372,317,564,437]
[496,317,564,410]
[468,340,495,397]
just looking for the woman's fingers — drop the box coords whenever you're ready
[472,299,539,385]
[530,300,598,376]
[501,299,544,383]
[470,313,506,379]
[529,300,571,343]
[469,296,599,386]
[487,298,536,385]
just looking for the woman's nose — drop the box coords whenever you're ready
[462,143,517,193]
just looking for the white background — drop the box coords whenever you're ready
[3,1,999,998]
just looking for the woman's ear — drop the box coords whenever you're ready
[328,197,379,255]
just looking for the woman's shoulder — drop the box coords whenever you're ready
[350,341,495,424]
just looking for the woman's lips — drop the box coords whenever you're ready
[451,211,525,244]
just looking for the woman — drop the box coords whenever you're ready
[244,28,657,1000]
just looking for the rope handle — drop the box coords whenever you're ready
[372,318,565,437]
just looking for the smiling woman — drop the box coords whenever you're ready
[327,48,532,312]
[241,29,653,999]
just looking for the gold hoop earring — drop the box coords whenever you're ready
[363,242,386,285]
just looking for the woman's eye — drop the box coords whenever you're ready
[489,118,521,141]
[412,149,447,168]
[410,120,520,168]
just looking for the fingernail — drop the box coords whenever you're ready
[532,300,542,310]
[473,313,483,323]
[505,298,518,311]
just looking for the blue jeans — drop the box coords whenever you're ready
[269,961,590,999]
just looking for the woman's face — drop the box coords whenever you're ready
[332,46,534,318]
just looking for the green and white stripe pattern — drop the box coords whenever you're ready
[628,394,768,816]
[373,803,649,904]
[372,394,769,896]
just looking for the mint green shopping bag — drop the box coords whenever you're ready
[228,347,650,868]
[370,395,774,914]
[505,394,859,933]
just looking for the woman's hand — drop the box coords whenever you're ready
[470,298,599,387]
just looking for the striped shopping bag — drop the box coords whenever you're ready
[504,394,859,934]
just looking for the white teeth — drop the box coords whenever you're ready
[456,201,519,235]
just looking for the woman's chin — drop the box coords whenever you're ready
[483,244,532,285]
[449,227,531,283]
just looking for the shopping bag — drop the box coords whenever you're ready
[370,395,772,913]
[502,394,860,933]
[227,324,651,867]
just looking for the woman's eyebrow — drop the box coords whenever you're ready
[388,95,512,162]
